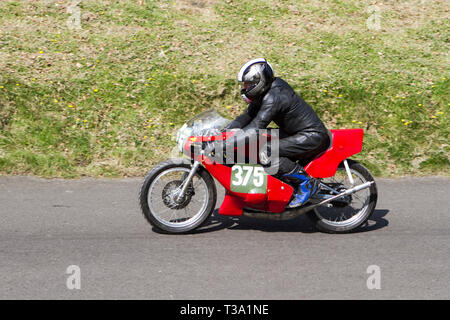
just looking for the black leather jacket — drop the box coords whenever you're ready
[226,77,328,135]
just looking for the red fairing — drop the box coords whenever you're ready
[219,194,245,216]
[265,175,294,212]
[305,129,364,178]
[203,161,293,216]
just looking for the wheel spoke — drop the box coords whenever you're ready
[315,166,372,227]
[146,167,210,229]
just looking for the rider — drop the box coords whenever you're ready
[224,58,330,207]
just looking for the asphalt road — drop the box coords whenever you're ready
[0,175,449,299]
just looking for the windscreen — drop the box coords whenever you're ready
[176,110,231,152]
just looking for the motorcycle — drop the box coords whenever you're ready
[139,110,378,234]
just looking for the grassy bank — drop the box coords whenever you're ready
[0,0,448,178]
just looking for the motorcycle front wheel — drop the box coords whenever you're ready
[139,159,217,234]
[306,159,378,233]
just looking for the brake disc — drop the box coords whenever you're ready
[161,180,195,210]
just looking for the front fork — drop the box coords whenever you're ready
[176,160,201,201]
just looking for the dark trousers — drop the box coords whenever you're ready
[275,129,330,175]
[257,129,330,177]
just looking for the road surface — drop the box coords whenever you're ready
[0,176,448,299]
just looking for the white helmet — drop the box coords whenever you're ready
[237,58,274,103]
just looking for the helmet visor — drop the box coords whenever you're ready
[241,81,253,90]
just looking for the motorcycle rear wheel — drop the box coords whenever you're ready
[306,160,378,233]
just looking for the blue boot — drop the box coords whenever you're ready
[282,165,318,208]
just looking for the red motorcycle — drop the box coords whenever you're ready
[139,110,377,234]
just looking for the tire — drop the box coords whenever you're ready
[139,159,217,234]
[306,159,378,233]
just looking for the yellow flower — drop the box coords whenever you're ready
[226,106,231,110]
[401,119,406,122]
[83,119,87,123]
[144,136,148,139]
[68,104,74,108]
[169,122,174,126]
[431,116,436,119]
[0,86,4,89]
[16,83,19,86]
[39,50,44,54]
[93,89,99,93]
[323,89,327,93]
[437,112,443,115]
[147,125,151,128]
[357,121,362,124]
[54,99,59,103]
[352,120,356,123]
[338,94,343,98]
[401,96,405,99]
[418,104,422,107]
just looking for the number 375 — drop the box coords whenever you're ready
[231,165,265,187]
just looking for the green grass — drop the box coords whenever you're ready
[0,0,448,178]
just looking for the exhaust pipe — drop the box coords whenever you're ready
[243,181,374,221]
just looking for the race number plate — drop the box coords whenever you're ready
[230,164,267,194]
